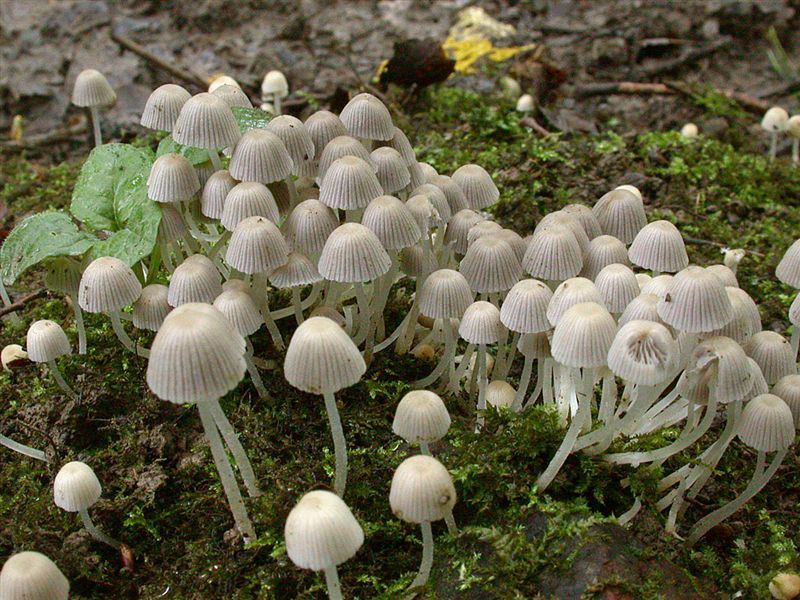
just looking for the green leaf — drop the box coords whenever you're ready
[232,106,272,132]
[156,135,211,167]
[0,212,94,285]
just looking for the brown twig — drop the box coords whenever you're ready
[519,116,551,136]
[109,29,207,89]
[0,124,87,150]
[0,290,48,318]
[683,236,765,258]
[637,37,732,78]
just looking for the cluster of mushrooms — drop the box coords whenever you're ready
[761,105,800,162]
[1,68,799,599]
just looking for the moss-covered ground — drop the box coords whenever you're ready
[0,85,798,599]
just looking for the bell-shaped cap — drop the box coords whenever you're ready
[431,174,470,215]
[452,164,499,209]
[444,209,483,254]
[486,380,516,408]
[592,188,647,244]
[580,235,629,280]
[522,225,583,281]
[72,69,115,107]
[269,252,323,289]
[284,316,366,394]
[226,216,289,275]
[518,331,551,359]
[405,163,426,192]
[285,490,364,571]
[418,269,473,319]
[594,263,639,314]
[607,320,677,385]
[390,455,456,524]
[283,199,339,256]
[213,289,262,337]
[146,303,246,403]
[361,195,421,250]
[211,84,252,108]
[405,194,436,234]
[411,183,451,224]
[167,255,222,307]
[691,336,752,403]
[0,552,69,600]
[266,115,315,176]
[641,274,673,298]
[776,239,800,288]
[707,264,738,288]
[535,211,590,257]
[737,393,796,452]
[229,129,293,184]
[209,75,241,93]
[221,182,280,230]
[500,279,553,334]
[710,287,761,343]
[551,302,617,368]
[44,257,82,297]
[158,205,186,243]
[392,390,451,444]
[466,220,502,246]
[379,126,416,165]
[318,223,391,283]
[459,235,521,293]
[459,300,503,344]
[494,229,527,263]
[26,320,70,363]
[744,331,797,385]
[418,162,438,183]
[399,244,437,279]
[547,277,604,327]
[339,92,394,141]
[562,203,602,239]
[628,220,688,273]
[147,153,200,203]
[201,169,237,219]
[317,135,375,182]
[133,284,171,331]
[141,83,191,131]
[772,374,800,427]
[305,111,348,158]
[173,92,241,149]
[657,266,733,333]
[761,106,789,132]
[53,461,101,512]
[746,357,770,399]
[370,147,410,194]
[618,293,666,328]
[78,256,142,313]
[261,70,289,97]
[319,156,383,211]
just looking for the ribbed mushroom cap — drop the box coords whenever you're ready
[418,269,474,319]
[369,147,410,194]
[284,490,364,572]
[399,244,437,279]
[201,169,237,219]
[44,257,82,297]
[319,156,383,211]
[261,70,288,97]
[318,222,391,283]
[562,203,603,239]
[522,225,583,281]
[737,393,796,452]
[284,199,339,256]
[390,455,456,524]
[379,126,416,165]
[486,380,516,408]
[209,75,241,93]
[466,220,503,246]
[772,374,800,427]
[615,184,643,201]
[226,216,290,275]
[452,164,499,209]
[430,174,469,214]
[411,184,451,224]
[26,320,70,363]
[495,229,528,263]
[392,390,451,444]
[607,320,677,385]
[405,161,427,193]
[317,135,375,182]
[458,300,503,344]
[78,256,142,313]
[305,111,348,158]
[361,195,422,250]
[636,273,651,289]
[284,316,366,394]
[706,264,738,288]
[229,129,293,184]
[444,209,483,254]
[580,235,629,280]
[618,293,666,328]
[173,92,241,149]
[53,461,101,512]
[266,115,315,176]
[657,266,734,333]
[746,357,769,399]
[691,336,753,403]
[710,287,761,343]
[761,107,790,132]
[220,182,280,230]
[547,277,605,327]
[418,162,438,183]
[269,252,322,288]
[501,279,553,333]
[535,211,590,257]
[405,194,436,234]
[147,153,200,203]
[71,69,115,107]
[594,263,639,314]
[210,84,251,108]
[459,236,521,293]
[0,552,69,600]
[158,205,186,243]
[146,303,246,403]
[133,284,171,331]
[168,254,223,306]
[222,278,252,295]
[592,188,647,244]
[744,331,797,385]
[196,162,216,186]
[776,239,800,288]
[339,92,394,141]
[628,220,688,273]
[141,83,191,131]
[640,274,673,298]
[212,289,262,336]
[551,302,617,368]
[518,331,551,359]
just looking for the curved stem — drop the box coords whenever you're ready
[542,358,555,406]
[243,353,269,400]
[323,391,348,497]
[271,282,322,320]
[412,319,455,389]
[207,400,261,498]
[0,433,47,462]
[512,354,534,412]
[208,230,231,260]
[396,298,421,355]
[406,521,434,596]
[770,133,778,160]
[253,273,285,350]
[47,360,79,401]
[492,326,510,380]
[476,344,487,430]
[109,310,149,357]
[617,498,642,527]
[523,360,545,410]
[352,282,371,345]
[324,565,343,600]
[495,331,519,382]
[291,287,305,326]
[374,311,410,354]
[160,240,176,273]
[444,511,458,535]
[79,508,120,548]
[68,297,88,355]
[89,106,103,146]
[452,343,476,385]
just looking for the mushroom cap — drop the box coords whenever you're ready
[283,199,339,256]
[535,211,590,257]
[284,490,364,572]
[305,111,348,158]
[411,184,451,224]
[744,331,797,385]
[225,216,289,275]
[269,252,323,289]
[72,68,115,108]
[392,390,451,444]
[517,331,551,359]
[212,289,262,337]
[147,153,200,203]
[459,235,521,293]
[168,254,223,307]
[786,115,800,138]
[746,357,769,399]
[211,84,252,108]
[522,225,583,281]
[44,257,82,297]
[317,135,375,182]
[547,277,605,327]
[53,460,101,512]
[614,184,642,201]
[656,266,733,333]
[157,205,186,243]
[761,106,790,132]
[430,174,469,215]
[551,302,617,368]
[141,83,191,131]
[319,156,383,211]
[494,229,527,263]
[26,320,70,363]
[399,244,437,279]
[607,320,677,385]
[500,278,553,334]
[133,284,172,331]
[452,164,499,209]
[405,194,437,234]
[580,234,629,280]
[516,94,534,112]
[318,222,391,283]
[680,123,699,138]
[78,256,142,313]
[710,286,761,343]
[776,239,800,288]
[389,455,456,524]
[261,70,289,97]
[266,115,316,176]
[618,293,666,328]
[147,303,246,403]
[378,126,416,165]
[1,345,27,371]
[444,209,483,254]
[466,221,503,246]
[201,170,238,220]
[486,380,516,408]
[737,393,796,452]
[594,263,639,314]
[208,75,241,93]
[361,195,422,251]
[221,181,280,231]
[592,188,647,244]
[628,220,688,273]
[640,274,673,298]
[284,316,366,394]
[0,552,69,600]
[229,129,293,184]
[772,374,800,427]
[173,92,241,150]
[370,147,410,194]
[690,336,753,404]
[706,264,738,288]
[458,300,503,344]
[562,203,603,240]
[418,269,474,319]
[339,92,394,141]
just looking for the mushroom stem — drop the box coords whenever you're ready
[323,565,343,600]
[89,106,103,147]
[0,279,21,324]
[444,511,458,535]
[406,520,434,596]
[79,508,120,548]
[412,319,456,389]
[67,296,87,355]
[419,441,430,456]
[450,343,475,395]
[492,326,510,380]
[242,347,269,400]
[207,230,231,260]
[46,359,79,401]
[476,344,488,429]
[617,498,642,527]
[495,331,519,381]
[352,282,371,344]
[323,391,348,497]
[291,287,305,326]
[271,282,322,320]
[523,359,546,410]
[0,434,47,462]
[253,273,285,350]
[109,310,149,358]
[374,310,411,354]
[209,148,222,171]
[396,299,422,355]
[541,358,555,406]
[197,402,257,541]
[160,240,176,273]
[512,354,534,411]
[793,139,799,164]
[273,95,282,116]
[207,400,261,497]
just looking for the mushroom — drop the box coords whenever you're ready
[229,129,293,186]
[71,68,116,147]
[656,266,733,333]
[53,461,121,548]
[44,257,87,354]
[173,93,241,170]
[132,284,172,332]
[212,84,252,108]
[339,92,394,145]
[318,156,383,221]
[392,390,451,457]
[0,551,69,600]
[515,94,534,113]
[744,330,797,384]
[522,225,583,284]
[261,70,289,114]
[680,123,699,138]
[140,84,191,132]
[592,187,647,244]
[452,164,499,211]
[370,148,411,197]
[770,573,800,600]
[761,106,789,160]
[26,320,78,401]
[628,220,689,275]
[458,301,503,425]
[0,345,46,459]
[594,263,640,317]
[787,115,800,164]
[486,380,516,409]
